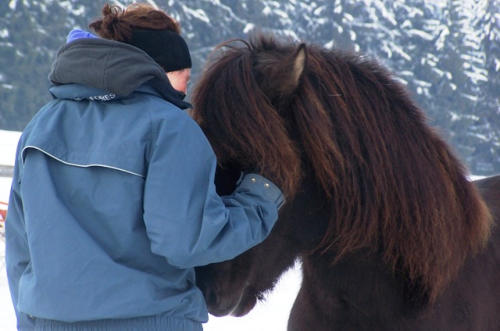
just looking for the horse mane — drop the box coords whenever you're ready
[191,34,492,303]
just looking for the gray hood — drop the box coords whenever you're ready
[49,38,190,108]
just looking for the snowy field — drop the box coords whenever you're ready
[1,176,18,330]
[0,130,301,330]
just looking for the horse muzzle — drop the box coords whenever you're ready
[200,281,257,317]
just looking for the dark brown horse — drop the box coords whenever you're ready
[192,35,499,330]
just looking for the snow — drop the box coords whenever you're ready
[181,5,211,24]
[8,0,17,10]
[408,29,434,41]
[243,23,255,34]
[343,13,354,22]
[1,175,15,330]
[313,5,326,16]
[0,259,16,331]
[324,40,334,49]
[462,93,479,102]
[374,1,397,26]
[144,0,160,9]
[349,30,356,41]
[334,4,342,14]
[464,70,488,84]
[0,130,21,167]
[58,1,85,16]
[0,177,12,203]
[392,44,412,61]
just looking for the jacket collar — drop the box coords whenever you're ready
[49,38,191,109]
[49,83,192,110]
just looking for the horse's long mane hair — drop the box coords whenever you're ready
[192,34,492,303]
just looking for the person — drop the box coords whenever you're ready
[5,3,283,331]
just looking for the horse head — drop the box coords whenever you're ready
[193,37,314,316]
[192,34,492,317]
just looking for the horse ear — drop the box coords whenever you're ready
[291,44,306,88]
[276,43,306,97]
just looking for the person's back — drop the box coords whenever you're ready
[5,4,283,331]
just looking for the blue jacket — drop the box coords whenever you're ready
[5,36,283,331]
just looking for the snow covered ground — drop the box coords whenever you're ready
[0,130,301,330]
[1,176,16,330]
[0,130,21,167]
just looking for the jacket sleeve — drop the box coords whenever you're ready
[5,144,35,329]
[143,113,284,269]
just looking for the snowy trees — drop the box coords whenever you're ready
[0,0,498,174]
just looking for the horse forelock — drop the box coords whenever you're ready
[192,34,493,303]
[192,36,302,197]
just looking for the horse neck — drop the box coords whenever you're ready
[282,170,331,253]
[300,250,420,321]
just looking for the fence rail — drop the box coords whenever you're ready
[0,166,13,178]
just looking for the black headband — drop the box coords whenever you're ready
[128,28,192,72]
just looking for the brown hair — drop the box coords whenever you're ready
[192,34,492,303]
[89,3,180,42]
